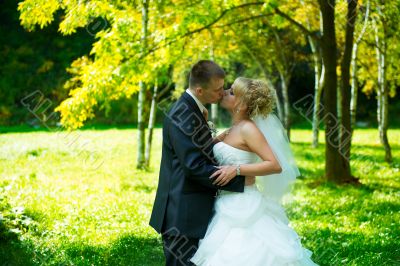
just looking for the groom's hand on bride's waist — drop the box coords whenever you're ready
[210,165,254,187]
[210,165,237,186]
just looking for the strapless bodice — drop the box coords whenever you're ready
[213,141,259,165]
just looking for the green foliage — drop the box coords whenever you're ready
[18,0,61,31]
[357,0,400,97]
[0,1,95,125]
[0,127,399,265]
[0,186,37,242]
[17,0,278,129]
[18,0,173,129]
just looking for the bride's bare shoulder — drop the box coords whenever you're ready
[239,119,262,137]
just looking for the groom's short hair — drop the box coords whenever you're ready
[189,60,225,90]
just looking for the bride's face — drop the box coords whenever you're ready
[221,82,239,111]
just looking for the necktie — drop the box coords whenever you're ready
[202,109,208,121]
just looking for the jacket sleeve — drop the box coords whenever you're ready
[167,115,245,192]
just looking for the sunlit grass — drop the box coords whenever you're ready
[0,127,399,265]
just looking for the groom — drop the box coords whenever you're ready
[150,60,251,265]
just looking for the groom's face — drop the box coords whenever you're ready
[198,78,224,104]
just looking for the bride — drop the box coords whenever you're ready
[190,77,318,266]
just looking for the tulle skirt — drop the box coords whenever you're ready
[190,185,318,266]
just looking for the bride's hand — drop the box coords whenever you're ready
[210,165,237,186]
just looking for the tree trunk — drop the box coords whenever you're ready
[319,0,353,183]
[350,43,359,136]
[304,8,324,148]
[350,0,370,137]
[339,0,358,181]
[272,29,293,140]
[312,60,324,148]
[209,30,219,126]
[381,80,392,163]
[137,83,146,169]
[267,73,283,122]
[279,72,291,140]
[276,95,284,122]
[145,80,158,168]
[265,73,283,121]
[337,82,342,139]
[374,19,393,163]
[136,0,149,169]
[211,104,218,125]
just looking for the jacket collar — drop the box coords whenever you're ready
[181,92,208,125]
[185,88,207,114]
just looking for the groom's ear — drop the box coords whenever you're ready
[195,87,204,96]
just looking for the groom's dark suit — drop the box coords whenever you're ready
[149,92,245,265]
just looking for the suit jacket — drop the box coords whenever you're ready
[149,92,245,239]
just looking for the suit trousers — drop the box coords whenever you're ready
[162,234,199,266]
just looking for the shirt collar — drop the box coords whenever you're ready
[186,88,207,114]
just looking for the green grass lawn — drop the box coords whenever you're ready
[0,127,399,265]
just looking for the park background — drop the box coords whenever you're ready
[0,0,399,265]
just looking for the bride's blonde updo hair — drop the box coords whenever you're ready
[233,77,276,118]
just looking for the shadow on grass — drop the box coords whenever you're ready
[0,198,163,266]
[0,238,38,266]
[0,234,164,266]
[305,228,400,266]
[63,235,164,266]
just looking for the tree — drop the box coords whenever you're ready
[301,3,325,148]
[137,0,149,170]
[356,0,399,163]
[145,66,173,168]
[338,0,358,178]
[318,0,346,182]
[369,0,399,163]
[18,0,235,168]
[350,0,371,138]
[213,10,305,139]
[272,0,359,183]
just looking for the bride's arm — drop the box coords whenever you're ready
[237,121,282,176]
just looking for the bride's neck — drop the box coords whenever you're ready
[231,113,248,125]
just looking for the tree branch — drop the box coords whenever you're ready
[144,2,265,56]
[355,0,370,44]
[274,7,320,42]
[156,81,173,101]
[213,14,273,29]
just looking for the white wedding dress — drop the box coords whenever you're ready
[190,140,318,266]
